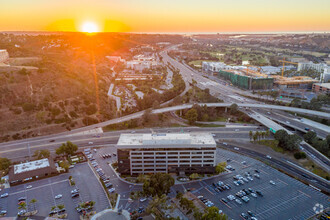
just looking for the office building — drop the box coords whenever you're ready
[116,133,216,176]
[312,83,330,94]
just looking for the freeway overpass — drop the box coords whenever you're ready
[152,103,330,119]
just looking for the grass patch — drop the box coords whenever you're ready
[195,123,225,127]
[188,60,211,66]
[256,139,284,153]
[301,160,330,180]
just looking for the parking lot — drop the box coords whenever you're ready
[0,162,109,219]
[171,148,329,220]
[88,145,147,213]
[77,144,329,220]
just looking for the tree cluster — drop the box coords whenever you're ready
[56,141,78,156]
[304,131,330,157]
[274,130,301,151]
[142,173,175,197]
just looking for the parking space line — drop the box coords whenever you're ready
[256,194,306,216]
[298,190,311,198]
[204,187,214,196]
[276,178,288,185]
[10,179,68,195]
[220,200,232,209]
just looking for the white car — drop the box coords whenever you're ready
[0,193,8,198]
[234,147,239,150]
[55,194,62,199]
[223,142,228,146]
[270,180,276,185]
[139,197,147,202]
[266,155,272,159]
[26,185,32,189]
[108,188,115,193]
[235,129,239,131]
[88,142,93,145]
[286,121,290,124]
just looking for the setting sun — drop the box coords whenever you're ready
[81,21,99,33]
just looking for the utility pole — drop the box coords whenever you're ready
[27,143,31,160]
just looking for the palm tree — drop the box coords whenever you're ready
[18,202,27,212]
[266,130,270,138]
[57,204,65,210]
[51,206,56,211]
[249,131,253,142]
[29,198,37,211]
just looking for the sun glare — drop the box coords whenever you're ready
[81,21,99,33]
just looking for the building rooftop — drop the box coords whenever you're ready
[314,83,330,89]
[117,133,216,146]
[14,158,50,174]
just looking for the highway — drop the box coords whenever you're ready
[159,47,330,172]
[0,126,263,160]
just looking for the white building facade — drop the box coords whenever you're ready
[117,133,216,176]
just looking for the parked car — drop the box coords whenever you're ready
[241,213,249,219]
[139,197,147,202]
[26,185,32,189]
[109,188,115,193]
[235,199,242,205]
[0,193,8,198]
[55,194,62,199]
[71,193,79,198]
[221,198,228,203]
[266,155,272,159]
[256,191,263,196]
[270,180,276,185]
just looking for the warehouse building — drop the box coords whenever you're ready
[8,158,58,185]
[116,133,216,176]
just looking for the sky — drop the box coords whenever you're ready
[0,0,329,33]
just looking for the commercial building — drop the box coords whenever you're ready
[298,62,328,73]
[116,133,216,176]
[312,83,330,94]
[0,49,9,64]
[8,158,58,185]
[217,70,274,90]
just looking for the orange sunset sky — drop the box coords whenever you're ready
[0,0,329,33]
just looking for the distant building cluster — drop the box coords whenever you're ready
[116,133,216,176]
[202,61,319,90]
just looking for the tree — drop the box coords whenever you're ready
[229,103,238,114]
[185,108,198,125]
[29,198,37,211]
[304,131,317,144]
[274,130,289,148]
[202,207,228,220]
[143,173,175,197]
[33,149,50,159]
[189,173,199,180]
[57,204,65,210]
[0,157,11,171]
[286,134,301,151]
[176,192,183,200]
[249,131,253,142]
[56,141,78,156]
[215,162,227,174]
[146,194,168,214]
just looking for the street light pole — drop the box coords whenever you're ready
[27,143,31,160]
